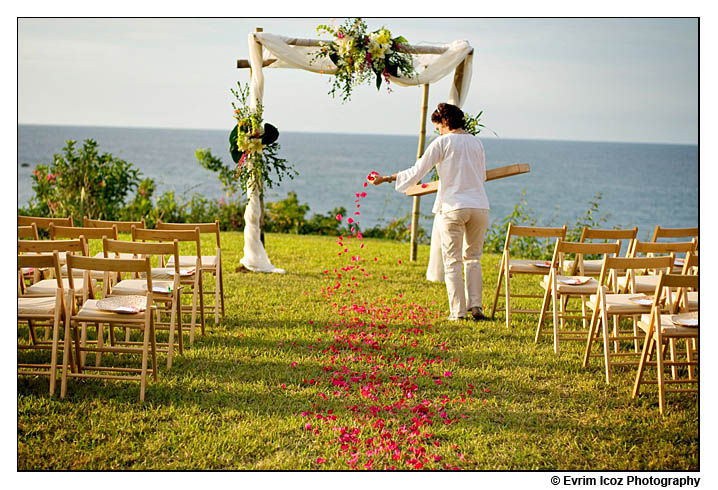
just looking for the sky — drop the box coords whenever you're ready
[16,17,698,144]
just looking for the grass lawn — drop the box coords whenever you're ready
[17,231,698,470]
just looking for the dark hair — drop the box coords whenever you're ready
[430,103,465,130]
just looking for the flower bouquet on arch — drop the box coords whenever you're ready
[312,18,417,102]
[229,83,296,193]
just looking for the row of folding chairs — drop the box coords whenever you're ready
[489,224,698,415]
[17,215,227,401]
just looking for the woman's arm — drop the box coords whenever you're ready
[371,138,443,190]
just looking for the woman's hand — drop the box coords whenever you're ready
[371,175,394,186]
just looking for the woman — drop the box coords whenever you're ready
[372,103,490,321]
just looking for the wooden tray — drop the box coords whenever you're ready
[405,163,530,196]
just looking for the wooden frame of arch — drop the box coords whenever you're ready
[237,27,475,269]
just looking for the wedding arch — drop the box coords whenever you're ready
[236,27,474,280]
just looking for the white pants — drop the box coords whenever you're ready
[439,208,490,320]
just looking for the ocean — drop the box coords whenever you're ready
[17,125,698,241]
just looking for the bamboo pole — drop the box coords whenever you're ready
[237,41,471,68]
[410,84,430,262]
[252,27,266,245]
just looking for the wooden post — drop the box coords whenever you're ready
[410,84,430,262]
[252,27,266,245]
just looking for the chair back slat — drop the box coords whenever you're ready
[49,224,118,241]
[631,240,696,256]
[157,220,220,247]
[132,227,200,243]
[18,224,39,240]
[103,238,177,256]
[18,239,86,254]
[508,224,567,238]
[18,215,73,229]
[582,226,638,241]
[66,254,151,274]
[656,273,698,290]
[557,240,621,256]
[83,217,145,234]
[603,255,673,271]
[18,253,58,270]
[651,226,698,241]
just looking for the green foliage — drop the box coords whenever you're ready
[26,139,143,223]
[196,148,240,196]
[483,190,613,260]
[264,192,349,236]
[229,82,296,194]
[362,213,429,244]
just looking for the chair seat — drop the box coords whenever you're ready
[18,296,58,315]
[638,314,699,338]
[540,275,600,294]
[670,291,698,311]
[617,274,660,293]
[588,292,652,314]
[508,259,553,274]
[74,299,147,322]
[166,255,216,268]
[561,259,604,276]
[24,278,95,297]
[145,267,196,280]
[112,279,174,297]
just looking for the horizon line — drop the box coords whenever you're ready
[17,122,698,147]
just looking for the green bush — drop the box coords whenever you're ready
[25,139,143,223]
[362,214,429,244]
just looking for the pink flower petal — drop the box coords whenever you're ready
[336,214,343,221]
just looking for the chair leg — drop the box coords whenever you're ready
[534,285,551,344]
[601,309,613,384]
[489,255,505,319]
[95,324,104,367]
[219,262,226,318]
[504,264,512,328]
[80,322,88,365]
[60,313,72,399]
[552,288,560,354]
[214,269,220,324]
[189,282,198,345]
[49,297,62,396]
[167,296,177,370]
[150,317,158,383]
[656,339,667,415]
[198,273,206,336]
[582,308,600,368]
[177,293,184,355]
[669,338,678,380]
[139,320,151,402]
[632,328,653,399]
[686,338,695,380]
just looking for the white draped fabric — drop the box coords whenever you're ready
[241,32,474,277]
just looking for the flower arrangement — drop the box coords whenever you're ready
[229,82,296,193]
[313,18,417,101]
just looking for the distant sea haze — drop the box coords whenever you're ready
[18,125,698,240]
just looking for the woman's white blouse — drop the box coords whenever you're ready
[394,133,489,214]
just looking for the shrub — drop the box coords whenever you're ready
[26,139,143,223]
[362,214,429,244]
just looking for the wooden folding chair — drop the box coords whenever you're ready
[84,216,146,235]
[19,224,41,285]
[489,224,567,328]
[582,255,673,384]
[132,226,205,343]
[103,238,183,369]
[50,224,119,280]
[18,252,72,395]
[650,226,698,272]
[632,273,698,414]
[620,240,696,294]
[18,223,39,240]
[18,215,73,230]
[157,220,224,323]
[18,239,94,305]
[61,255,157,402]
[563,226,637,277]
[535,239,621,354]
[672,252,698,313]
